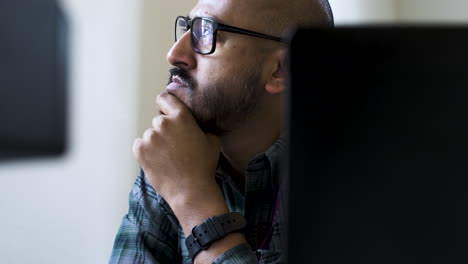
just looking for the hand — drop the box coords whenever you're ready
[134,92,248,263]
[133,92,227,222]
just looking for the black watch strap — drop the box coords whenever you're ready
[185,212,247,261]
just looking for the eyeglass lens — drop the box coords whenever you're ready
[192,18,214,54]
[175,17,215,54]
[175,17,188,41]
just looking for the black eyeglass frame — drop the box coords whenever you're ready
[175,16,285,55]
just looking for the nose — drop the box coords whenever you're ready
[166,31,196,69]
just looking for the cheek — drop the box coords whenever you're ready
[194,44,263,89]
[196,60,229,85]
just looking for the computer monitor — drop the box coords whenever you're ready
[0,0,68,160]
[286,26,468,263]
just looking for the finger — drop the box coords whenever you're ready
[156,92,189,116]
[132,138,142,157]
[143,128,156,141]
[205,133,221,151]
[152,115,167,130]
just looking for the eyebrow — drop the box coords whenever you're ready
[187,13,224,23]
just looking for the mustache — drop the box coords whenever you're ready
[168,67,196,90]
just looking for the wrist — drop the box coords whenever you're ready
[194,232,247,264]
[185,212,248,263]
[170,190,230,235]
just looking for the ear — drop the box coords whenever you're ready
[265,47,288,95]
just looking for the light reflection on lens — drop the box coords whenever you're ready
[176,17,188,41]
[193,18,213,54]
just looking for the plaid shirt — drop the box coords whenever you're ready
[109,136,286,264]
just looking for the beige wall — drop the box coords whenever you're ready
[395,0,468,23]
[137,0,197,135]
[330,0,468,24]
[330,0,396,24]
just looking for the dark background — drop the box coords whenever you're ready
[286,26,468,263]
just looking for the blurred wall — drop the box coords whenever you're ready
[0,0,141,263]
[395,0,468,23]
[330,0,468,24]
[329,0,396,24]
[138,0,197,136]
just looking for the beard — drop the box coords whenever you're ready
[168,66,262,135]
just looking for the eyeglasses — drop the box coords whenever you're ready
[175,16,284,55]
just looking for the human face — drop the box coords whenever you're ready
[166,0,272,135]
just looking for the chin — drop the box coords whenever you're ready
[166,89,192,109]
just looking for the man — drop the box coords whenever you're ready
[110,0,333,263]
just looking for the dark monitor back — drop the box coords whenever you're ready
[0,0,68,160]
[286,27,468,263]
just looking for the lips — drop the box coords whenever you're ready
[168,75,189,90]
[166,75,191,105]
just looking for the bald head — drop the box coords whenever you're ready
[251,0,334,36]
[193,0,333,37]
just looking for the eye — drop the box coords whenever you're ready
[202,26,211,36]
[200,21,213,37]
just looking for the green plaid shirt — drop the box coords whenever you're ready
[109,136,286,263]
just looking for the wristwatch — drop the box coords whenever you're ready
[185,212,247,261]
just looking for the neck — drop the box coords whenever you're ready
[219,97,283,183]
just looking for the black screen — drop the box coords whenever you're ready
[286,26,468,263]
[0,0,68,160]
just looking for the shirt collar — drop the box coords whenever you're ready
[216,134,287,190]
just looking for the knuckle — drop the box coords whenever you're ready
[132,138,144,157]
[143,128,156,140]
[156,92,168,103]
[153,115,169,129]
[155,93,163,103]
[151,116,159,128]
